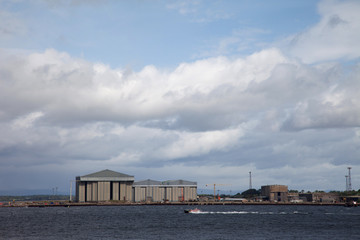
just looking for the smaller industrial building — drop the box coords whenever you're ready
[76,170,197,203]
[133,179,197,202]
[261,185,288,202]
[299,192,340,203]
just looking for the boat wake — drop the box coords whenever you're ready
[188,211,309,215]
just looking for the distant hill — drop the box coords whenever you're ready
[0,195,70,202]
[197,188,242,196]
[0,189,69,196]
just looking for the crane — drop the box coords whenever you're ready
[205,183,231,201]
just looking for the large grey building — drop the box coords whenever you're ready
[133,179,198,203]
[76,169,134,202]
[76,170,198,203]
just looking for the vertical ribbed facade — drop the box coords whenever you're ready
[76,169,134,202]
[112,182,119,200]
[76,170,197,203]
[132,179,197,203]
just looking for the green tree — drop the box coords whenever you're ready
[241,189,260,198]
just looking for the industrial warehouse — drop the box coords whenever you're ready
[76,169,198,203]
[133,179,197,202]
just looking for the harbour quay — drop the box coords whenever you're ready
[1,169,358,207]
[0,200,347,208]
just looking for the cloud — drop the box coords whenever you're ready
[287,0,360,63]
[195,28,271,59]
[166,0,231,23]
[2,0,360,193]
[166,0,201,15]
[1,48,359,152]
[0,48,288,128]
[281,63,360,130]
[157,126,245,160]
[11,111,44,129]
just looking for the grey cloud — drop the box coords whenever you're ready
[281,64,360,131]
[1,47,360,192]
[327,15,348,28]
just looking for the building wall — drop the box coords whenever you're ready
[119,183,126,201]
[76,180,133,202]
[78,182,198,203]
[126,182,133,201]
[101,181,111,201]
[77,180,198,203]
[313,193,339,203]
[261,185,288,202]
[91,182,98,201]
[86,183,92,201]
[299,193,313,202]
[166,187,172,201]
[132,185,197,203]
[76,181,86,202]
[112,182,119,200]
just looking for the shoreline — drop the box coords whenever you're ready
[0,201,347,208]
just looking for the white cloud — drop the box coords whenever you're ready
[158,127,244,160]
[1,36,360,192]
[0,48,289,128]
[196,27,271,58]
[1,0,360,195]
[166,0,200,15]
[11,111,44,129]
[287,0,360,63]
[166,0,231,23]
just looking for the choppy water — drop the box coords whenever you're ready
[1,205,360,239]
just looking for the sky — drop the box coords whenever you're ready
[1,0,360,195]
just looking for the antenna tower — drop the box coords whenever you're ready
[345,175,349,191]
[249,171,252,189]
[348,167,352,191]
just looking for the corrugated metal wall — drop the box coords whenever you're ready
[132,186,197,203]
[77,180,196,203]
[77,180,134,202]
[112,182,119,200]
[78,182,86,202]
[92,182,98,201]
[86,183,92,201]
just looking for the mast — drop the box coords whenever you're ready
[249,171,252,189]
[348,167,352,191]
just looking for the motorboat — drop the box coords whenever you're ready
[184,208,201,213]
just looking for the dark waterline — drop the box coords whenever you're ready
[1,205,360,239]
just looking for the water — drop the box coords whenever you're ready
[1,205,360,239]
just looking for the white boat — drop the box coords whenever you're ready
[184,208,201,213]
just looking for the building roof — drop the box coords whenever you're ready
[77,169,134,182]
[161,179,197,186]
[133,179,162,186]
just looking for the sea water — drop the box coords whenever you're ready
[1,205,360,239]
